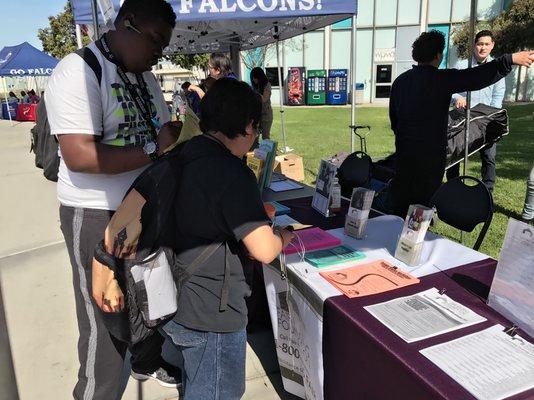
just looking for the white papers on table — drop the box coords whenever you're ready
[269,179,304,192]
[420,325,534,400]
[488,219,534,338]
[364,288,486,343]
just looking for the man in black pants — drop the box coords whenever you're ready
[447,30,505,192]
[383,30,533,217]
[45,0,181,398]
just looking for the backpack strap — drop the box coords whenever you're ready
[75,47,102,86]
[219,243,231,312]
[183,239,231,312]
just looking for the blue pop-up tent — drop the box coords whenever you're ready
[70,0,359,153]
[0,42,58,77]
[0,42,58,123]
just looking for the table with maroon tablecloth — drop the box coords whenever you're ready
[258,195,533,400]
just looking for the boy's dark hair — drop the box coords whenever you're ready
[475,30,494,43]
[116,0,176,28]
[209,53,232,76]
[181,81,191,90]
[412,30,445,63]
[199,78,262,139]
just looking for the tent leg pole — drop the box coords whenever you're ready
[2,78,13,127]
[76,24,84,49]
[350,16,357,153]
[91,0,100,39]
[276,39,290,153]
[461,0,477,244]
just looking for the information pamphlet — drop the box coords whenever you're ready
[283,227,341,255]
[488,218,534,338]
[254,139,278,191]
[345,187,375,239]
[269,180,304,192]
[365,288,486,343]
[311,160,337,217]
[394,204,434,266]
[320,260,420,298]
[304,245,365,268]
[268,201,291,216]
[420,325,534,400]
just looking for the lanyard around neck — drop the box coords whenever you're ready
[99,34,158,142]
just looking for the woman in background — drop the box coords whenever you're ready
[188,53,236,99]
[250,67,273,140]
[7,91,19,103]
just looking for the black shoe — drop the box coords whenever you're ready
[131,360,182,389]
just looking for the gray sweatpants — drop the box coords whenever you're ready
[60,205,163,400]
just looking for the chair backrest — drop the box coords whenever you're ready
[429,176,493,250]
[337,151,372,198]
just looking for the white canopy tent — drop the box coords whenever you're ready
[70,0,359,152]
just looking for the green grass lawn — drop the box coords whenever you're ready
[268,103,534,259]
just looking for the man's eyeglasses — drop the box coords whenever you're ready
[125,20,167,54]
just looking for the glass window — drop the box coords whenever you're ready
[428,24,450,69]
[284,37,304,67]
[397,0,421,25]
[265,68,284,87]
[330,30,351,69]
[332,18,352,29]
[428,0,451,24]
[356,29,373,102]
[375,0,397,26]
[304,31,324,69]
[356,0,374,26]
[477,0,502,19]
[452,0,470,22]
[395,25,420,61]
[374,28,396,50]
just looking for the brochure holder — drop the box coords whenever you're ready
[345,187,375,239]
[394,204,434,266]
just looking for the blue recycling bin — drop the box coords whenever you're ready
[2,102,18,120]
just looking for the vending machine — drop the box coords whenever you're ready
[306,69,327,105]
[287,67,306,106]
[327,69,348,105]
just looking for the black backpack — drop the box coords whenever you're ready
[30,48,102,181]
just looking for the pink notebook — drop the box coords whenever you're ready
[283,227,342,255]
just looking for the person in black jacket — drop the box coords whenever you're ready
[383,30,533,217]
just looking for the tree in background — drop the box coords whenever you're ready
[165,53,210,75]
[38,2,90,59]
[452,0,534,58]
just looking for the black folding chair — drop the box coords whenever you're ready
[337,151,372,198]
[429,176,493,251]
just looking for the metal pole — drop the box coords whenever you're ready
[350,15,357,153]
[463,0,477,176]
[75,24,84,49]
[275,36,289,152]
[2,77,13,126]
[91,0,100,40]
[0,282,20,400]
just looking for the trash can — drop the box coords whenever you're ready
[355,83,365,104]
[2,102,17,120]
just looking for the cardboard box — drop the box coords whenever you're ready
[273,154,305,182]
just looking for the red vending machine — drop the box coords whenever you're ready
[287,67,306,106]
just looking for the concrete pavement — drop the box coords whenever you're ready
[0,120,298,400]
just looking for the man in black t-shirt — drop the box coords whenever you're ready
[163,79,294,399]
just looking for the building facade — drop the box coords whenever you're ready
[258,0,533,105]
